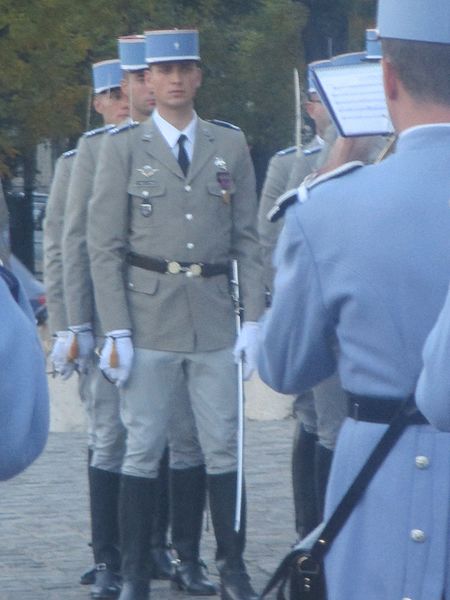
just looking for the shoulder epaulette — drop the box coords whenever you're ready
[303,145,322,157]
[275,145,321,158]
[209,119,241,131]
[62,149,77,159]
[84,124,115,138]
[276,146,296,157]
[109,120,140,135]
[267,188,298,223]
[298,161,364,204]
[267,161,365,223]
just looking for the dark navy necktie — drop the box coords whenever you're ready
[177,134,190,177]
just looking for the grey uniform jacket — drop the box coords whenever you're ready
[43,150,76,333]
[63,126,113,330]
[257,139,323,292]
[87,117,264,353]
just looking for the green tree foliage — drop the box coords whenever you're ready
[0,0,376,180]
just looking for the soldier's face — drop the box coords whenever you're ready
[94,89,129,125]
[121,70,155,121]
[305,93,331,138]
[146,61,202,111]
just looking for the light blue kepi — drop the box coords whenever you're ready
[118,35,147,71]
[377,0,450,43]
[144,29,200,64]
[92,59,122,94]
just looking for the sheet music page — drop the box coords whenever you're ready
[313,63,394,137]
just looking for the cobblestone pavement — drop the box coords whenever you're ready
[0,418,296,599]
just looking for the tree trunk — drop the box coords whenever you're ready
[299,0,350,62]
[15,147,36,273]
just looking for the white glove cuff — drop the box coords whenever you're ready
[54,330,70,338]
[106,329,132,339]
[69,322,93,333]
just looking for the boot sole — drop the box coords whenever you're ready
[171,579,217,596]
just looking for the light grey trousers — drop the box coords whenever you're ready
[294,371,347,450]
[120,346,239,479]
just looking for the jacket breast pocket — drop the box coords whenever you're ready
[128,182,167,226]
[207,181,236,205]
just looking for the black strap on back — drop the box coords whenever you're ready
[312,395,417,555]
[260,395,419,598]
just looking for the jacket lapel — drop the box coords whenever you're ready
[141,119,184,179]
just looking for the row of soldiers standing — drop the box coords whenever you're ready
[44,1,450,598]
[44,29,262,600]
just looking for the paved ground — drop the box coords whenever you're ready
[0,417,296,599]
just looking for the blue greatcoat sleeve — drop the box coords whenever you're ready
[0,277,49,480]
[416,285,450,432]
[258,202,336,394]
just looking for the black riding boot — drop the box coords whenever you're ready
[80,449,96,586]
[89,466,122,598]
[149,447,174,580]
[118,474,156,600]
[170,465,217,595]
[314,443,333,520]
[292,423,319,540]
[208,472,258,600]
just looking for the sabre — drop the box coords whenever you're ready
[230,259,245,532]
[294,68,302,157]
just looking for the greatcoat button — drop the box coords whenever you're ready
[185,213,193,220]
[142,190,149,198]
[415,456,430,469]
[410,529,426,542]
[184,185,192,192]
[187,242,194,249]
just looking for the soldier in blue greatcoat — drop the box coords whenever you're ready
[259,0,450,598]
[416,288,450,432]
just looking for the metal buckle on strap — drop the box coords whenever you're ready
[166,261,203,277]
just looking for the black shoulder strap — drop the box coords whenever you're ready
[260,396,418,598]
[313,396,417,557]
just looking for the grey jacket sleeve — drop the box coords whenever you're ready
[62,137,97,326]
[43,155,73,332]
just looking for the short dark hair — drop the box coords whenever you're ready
[382,38,450,106]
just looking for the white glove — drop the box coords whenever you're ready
[99,330,134,388]
[67,323,95,374]
[50,331,75,380]
[233,321,260,380]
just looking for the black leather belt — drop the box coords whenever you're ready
[346,392,428,425]
[127,252,229,278]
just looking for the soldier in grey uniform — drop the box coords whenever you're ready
[258,76,347,539]
[88,29,264,600]
[117,35,214,593]
[44,149,79,373]
[60,58,129,599]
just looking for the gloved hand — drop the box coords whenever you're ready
[50,330,76,380]
[99,330,134,388]
[233,321,260,380]
[67,323,95,374]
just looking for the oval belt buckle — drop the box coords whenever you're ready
[167,261,181,274]
[189,264,202,277]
